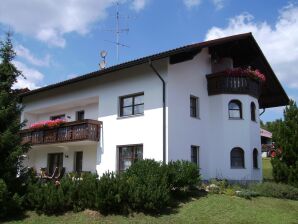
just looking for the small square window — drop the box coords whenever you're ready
[120,93,144,117]
[76,111,85,121]
[190,96,199,118]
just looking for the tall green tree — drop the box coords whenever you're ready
[0,32,29,191]
[271,100,298,187]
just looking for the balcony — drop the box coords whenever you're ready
[206,70,262,98]
[20,119,101,145]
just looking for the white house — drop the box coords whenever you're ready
[20,33,289,182]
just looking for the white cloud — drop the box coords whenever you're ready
[183,0,202,9]
[212,0,224,10]
[0,1,150,47]
[205,4,298,89]
[0,0,115,47]
[13,61,44,90]
[15,45,51,67]
[131,0,150,12]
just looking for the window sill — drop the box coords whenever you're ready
[230,167,246,169]
[117,114,144,120]
[190,116,201,120]
[228,118,244,120]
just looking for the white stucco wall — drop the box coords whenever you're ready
[22,61,167,176]
[167,48,261,181]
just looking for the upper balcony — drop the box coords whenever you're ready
[20,119,101,146]
[206,68,265,98]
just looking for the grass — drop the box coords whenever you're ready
[262,157,273,180]
[3,195,298,224]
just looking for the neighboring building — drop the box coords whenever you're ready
[20,33,289,182]
[261,128,273,158]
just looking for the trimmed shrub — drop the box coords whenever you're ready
[166,160,200,190]
[124,159,170,212]
[65,173,98,212]
[25,181,65,214]
[95,172,128,214]
[249,182,298,200]
[23,159,202,215]
[0,179,23,218]
[236,190,260,199]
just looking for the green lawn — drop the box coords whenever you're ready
[262,157,273,180]
[4,195,298,224]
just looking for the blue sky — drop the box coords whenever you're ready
[0,0,297,122]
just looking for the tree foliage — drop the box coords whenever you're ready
[0,32,29,191]
[268,100,298,187]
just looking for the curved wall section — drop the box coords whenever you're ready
[208,94,262,181]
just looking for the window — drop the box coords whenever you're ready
[230,147,245,168]
[190,96,199,118]
[74,151,83,173]
[120,93,144,117]
[228,100,242,119]
[251,102,256,121]
[253,148,258,169]
[118,145,143,172]
[47,153,63,175]
[191,145,200,167]
[50,114,65,120]
[76,110,85,121]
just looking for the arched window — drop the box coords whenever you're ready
[253,148,258,169]
[229,100,242,119]
[251,102,256,121]
[231,147,245,168]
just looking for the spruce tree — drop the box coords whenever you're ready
[0,32,30,191]
[271,100,298,187]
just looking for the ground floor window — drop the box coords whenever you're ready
[253,148,258,169]
[118,144,143,172]
[47,153,63,175]
[191,145,200,168]
[74,151,83,173]
[231,147,245,168]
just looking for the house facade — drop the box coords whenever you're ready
[20,33,289,181]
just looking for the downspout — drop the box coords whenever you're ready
[259,108,266,116]
[148,59,166,164]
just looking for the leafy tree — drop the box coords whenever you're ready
[0,32,30,192]
[271,100,298,187]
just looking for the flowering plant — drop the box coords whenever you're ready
[225,67,266,82]
[30,119,66,129]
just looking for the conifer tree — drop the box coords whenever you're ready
[271,100,298,187]
[0,32,29,191]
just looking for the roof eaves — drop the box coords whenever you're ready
[20,32,252,98]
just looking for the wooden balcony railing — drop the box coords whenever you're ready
[206,71,262,98]
[20,119,101,145]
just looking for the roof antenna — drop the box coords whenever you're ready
[104,1,131,63]
[99,50,108,70]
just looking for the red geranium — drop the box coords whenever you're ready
[30,119,66,129]
[225,67,266,82]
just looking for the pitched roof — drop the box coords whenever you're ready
[20,33,289,108]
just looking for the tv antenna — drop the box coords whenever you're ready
[105,1,131,62]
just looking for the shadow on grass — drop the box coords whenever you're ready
[140,187,208,217]
[0,212,29,223]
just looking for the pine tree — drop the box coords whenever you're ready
[0,32,30,191]
[271,100,298,187]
